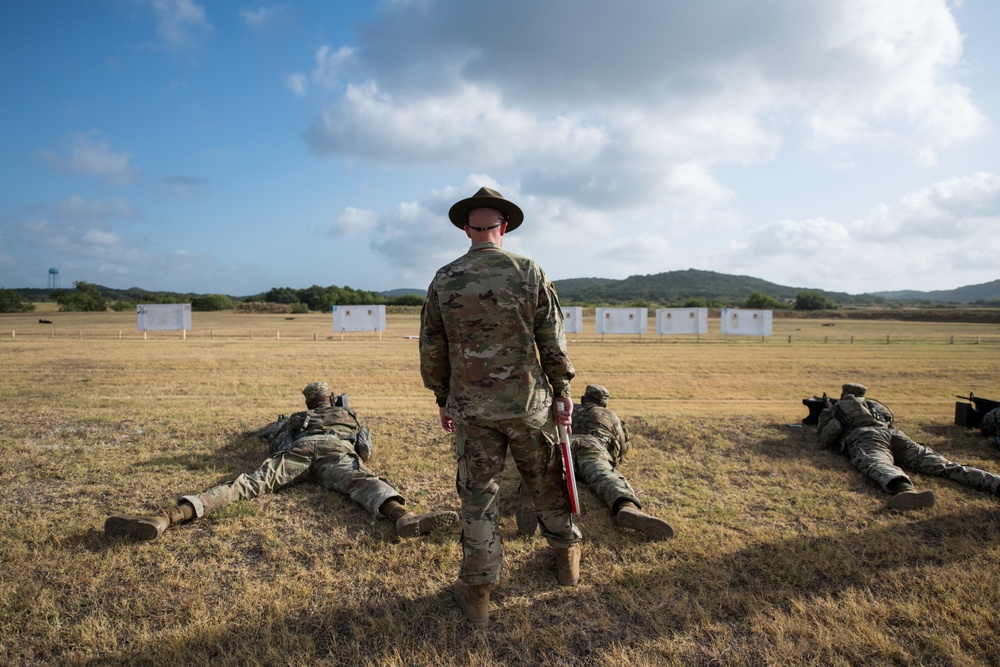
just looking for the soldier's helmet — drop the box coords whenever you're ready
[582,384,611,407]
[840,382,868,399]
[302,381,330,404]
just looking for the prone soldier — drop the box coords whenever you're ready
[817,382,1000,510]
[105,381,457,541]
[516,384,674,540]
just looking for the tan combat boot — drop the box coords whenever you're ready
[453,579,491,627]
[381,499,459,538]
[515,482,538,537]
[886,489,937,511]
[614,501,675,540]
[104,504,191,541]
[554,543,581,586]
[395,510,459,538]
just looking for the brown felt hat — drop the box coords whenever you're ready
[448,187,523,232]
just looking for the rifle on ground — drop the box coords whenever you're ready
[954,392,1000,428]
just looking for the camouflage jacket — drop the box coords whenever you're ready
[817,397,894,453]
[572,402,630,466]
[262,404,363,455]
[419,241,575,421]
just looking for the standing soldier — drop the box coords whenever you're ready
[420,186,581,627]
[516,384,674,540]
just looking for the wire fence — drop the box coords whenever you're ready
[2,327,999,346]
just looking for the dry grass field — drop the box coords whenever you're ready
[2,307,1000,666]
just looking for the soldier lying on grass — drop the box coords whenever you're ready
[516,384,674,541]
[818,382,1000,510]
[105,381,458,541]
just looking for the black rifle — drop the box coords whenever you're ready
[955,392,1000,428]
[801,393,832,426]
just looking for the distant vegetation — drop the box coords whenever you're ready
[0,288,35,313]
[12,282,424,313]
[53,282,107,312]
[6,270,999,311]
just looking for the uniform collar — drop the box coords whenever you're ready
[470,241,501,251]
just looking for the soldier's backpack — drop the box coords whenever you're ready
[834,395,890,429]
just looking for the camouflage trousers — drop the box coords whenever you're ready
[454,409,582,585]
[570,434,640,512]
[844,426,1000,495]
[181,434,402,519]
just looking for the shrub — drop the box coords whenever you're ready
[55,282,107,312]
[795,290,839,311]
[0,288,35,313]
[192,294,235,311]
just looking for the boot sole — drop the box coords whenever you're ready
[886,490,937,511]
[104,515,164,541]
[615,509,675,540]
[396,511,459,538]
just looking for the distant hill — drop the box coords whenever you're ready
[380,288,424,297]
[870,279,1000,304]
[553,269,856,306]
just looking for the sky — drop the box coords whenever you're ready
[1,0,999,297]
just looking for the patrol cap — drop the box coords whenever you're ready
[841,383,868,399]
[448,186,524,232]
[582,384,611,406]
[302,381,330,403]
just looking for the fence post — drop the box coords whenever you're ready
[824,335,828,344]
[851,335,854,344]
[950,335,954,345]
[787,335,791,344]
[886,334,890,344]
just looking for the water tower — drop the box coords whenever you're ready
[47,267,61,290]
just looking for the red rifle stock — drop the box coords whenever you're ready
[557,405,581,516]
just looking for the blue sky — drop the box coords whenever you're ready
[1,0,998,297]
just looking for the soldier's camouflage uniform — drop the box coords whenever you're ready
[818,396,1000,496]
[568,402,641,512]
[180,404,402,520]
[982,407,1000,447]
[420,240,581,585]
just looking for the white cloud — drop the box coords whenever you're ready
[731,172,1000,292]
[330,207,378,236]
[287,45,355,95]
[297,0,983,199]
[285,72,307,96]
[855,172,1000,239]
[148,0,213,54]
[240,5,289,31]
[39,133,139,184]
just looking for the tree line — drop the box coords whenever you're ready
[0,282,425,313]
